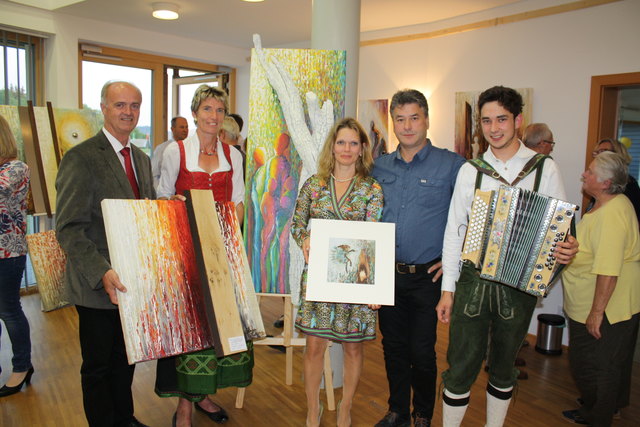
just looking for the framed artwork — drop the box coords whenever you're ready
[25,230,69,312]
[454,88,532,159]
[306,219,395,305]
[245,47,347,296]
[358,99,392,157]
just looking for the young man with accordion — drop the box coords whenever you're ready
[437,85,579,427]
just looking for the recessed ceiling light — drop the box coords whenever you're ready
[242,0,265,3]
[152,2,180,20]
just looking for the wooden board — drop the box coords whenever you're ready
[186,189,247,357]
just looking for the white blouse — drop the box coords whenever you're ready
[156,133,245,204]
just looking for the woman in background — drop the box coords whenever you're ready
[0,114,33,398]
[291,118,383,427]
[562,152,640,426]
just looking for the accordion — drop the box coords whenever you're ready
[461,186,577,297]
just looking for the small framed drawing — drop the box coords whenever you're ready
[306,218,395,305]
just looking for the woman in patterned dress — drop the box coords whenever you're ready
[156,85,250,427]
[291,117,384,427]
[0,114,33,397]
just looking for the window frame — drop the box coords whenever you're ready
[78,44,236,148]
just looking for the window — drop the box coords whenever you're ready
[1,30,45,291]
[0,30,43,106]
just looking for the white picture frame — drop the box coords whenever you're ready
[306,218,395,305]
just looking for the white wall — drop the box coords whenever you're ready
[356,0,640,340]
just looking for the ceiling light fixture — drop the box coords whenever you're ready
[152,2,180,20]
[241,0,265,3]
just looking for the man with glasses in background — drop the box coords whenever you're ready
[522,123,555,155]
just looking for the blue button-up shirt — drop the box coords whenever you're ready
[372,139,465,264]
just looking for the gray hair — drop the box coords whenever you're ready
[390,89,429,117]
[523,123,552,148]
[100,80,141,105]
[220,116,240,140]
[593,151,628,194]
[190,84,229,115]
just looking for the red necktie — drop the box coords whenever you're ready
[120,147,140,199]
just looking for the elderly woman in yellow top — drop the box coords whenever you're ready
[562,151,640,427]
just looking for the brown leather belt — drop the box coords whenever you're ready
[395,258,440,275]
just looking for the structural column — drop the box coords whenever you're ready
[312,0,361,117]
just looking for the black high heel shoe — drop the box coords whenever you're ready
[0,367,34,397]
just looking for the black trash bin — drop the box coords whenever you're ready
[535,314,565,355]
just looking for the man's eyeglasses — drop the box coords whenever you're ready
[542,140,555,146]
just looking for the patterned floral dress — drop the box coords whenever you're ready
[291,174,383,342]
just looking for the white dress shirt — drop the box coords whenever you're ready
[102,128,138,180]
[441,142,567,292]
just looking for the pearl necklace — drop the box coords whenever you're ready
[331,173,355,183]
[199,146,217,156]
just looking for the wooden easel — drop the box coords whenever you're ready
[240,293,335,411]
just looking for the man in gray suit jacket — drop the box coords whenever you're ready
[56,81,154,427]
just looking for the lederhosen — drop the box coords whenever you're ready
[442,154,548,394]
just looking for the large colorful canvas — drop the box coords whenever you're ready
[52,108,103,157]
[358,99,392,157]
[101,199,214,364]
[245,47,346,295]
[32,106,58,213]
[216,201,265,340]
[455,88,532,159]
[25,230,69,312]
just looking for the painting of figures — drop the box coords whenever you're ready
[327,238,376,285]
[25,230,69,312]
[358,99,391,157]
[215,201,265,340]
[454,88,532,159]
[245,46,346,296]
[101,199,213,364]
[306,219,395,305]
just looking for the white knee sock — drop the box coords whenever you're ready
[485,383,513,427]
[443,389,470,427]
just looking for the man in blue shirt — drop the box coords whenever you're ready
[372,89,465,427]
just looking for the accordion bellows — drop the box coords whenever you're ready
[461,186,577,297]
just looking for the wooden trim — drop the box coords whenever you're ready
[361,0,622,47]
[584,71,640,209]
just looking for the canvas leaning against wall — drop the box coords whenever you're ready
[245,46,346,296]
[25,230,69,312]
[358,99,391,157]
[454,88,532,159]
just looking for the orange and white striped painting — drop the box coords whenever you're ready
[102,199,213,364]
[216,202,265,340]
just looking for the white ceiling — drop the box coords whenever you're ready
[39,0,521,48]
